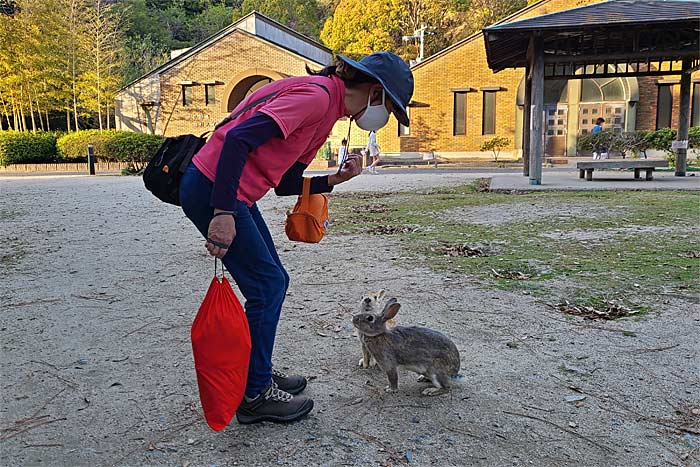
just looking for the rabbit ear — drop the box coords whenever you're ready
[381,298,400,321]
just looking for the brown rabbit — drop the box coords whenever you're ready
[353,296,461,396]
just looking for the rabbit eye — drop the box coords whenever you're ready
[367,316,374,322]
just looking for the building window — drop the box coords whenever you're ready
[205,84,216,106]
[182,85,193,106]
[398,107,410,136]
[482,91,496,135]
[656,85,673,129]
[692,82,700,127]
[453,92,466,136]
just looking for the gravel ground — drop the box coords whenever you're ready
[1,173,698,467]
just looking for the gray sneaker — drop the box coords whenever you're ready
[236,382,313,425]
[272,368,307,395]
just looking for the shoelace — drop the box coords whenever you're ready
[264,382,293,402]
[271,368,288,379]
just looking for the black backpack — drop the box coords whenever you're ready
[142,83,329,206]
[142,134,208,205]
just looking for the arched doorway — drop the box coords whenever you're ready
[515,75,638,156]
[221,69,287,113]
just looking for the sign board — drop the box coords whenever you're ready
[671,140,688,150]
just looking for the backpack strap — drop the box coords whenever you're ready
[208,81,331,135]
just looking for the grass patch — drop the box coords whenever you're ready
[329,187,699,301]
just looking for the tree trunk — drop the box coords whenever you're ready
[66,108,71,132]
[11,96,18,131]
[70,0,80,131]
[72,81,79,131]
[46,109,51,131]
[35,92,45,131]
[18,94,26,131]
[106,103,110,130]
[0,95,10,131]
[27,87,37,132]
[96,1,103,132]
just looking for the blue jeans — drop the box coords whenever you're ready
[180,163,289,398]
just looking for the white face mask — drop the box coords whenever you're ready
[354,89,389,131]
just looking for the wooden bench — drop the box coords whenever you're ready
[576,160,669,181]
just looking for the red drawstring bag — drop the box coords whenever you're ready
[191,270,251,431]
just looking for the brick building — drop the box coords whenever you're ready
[115,12,333,137]
[117,2,699,161]
[376,0,700,161]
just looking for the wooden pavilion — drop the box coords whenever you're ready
[483,0,700,184]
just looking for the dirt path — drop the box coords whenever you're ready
[1,174,698,467]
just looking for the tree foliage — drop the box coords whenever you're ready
[235,0,323,39]
[321,0,527,60]
[0,0,124,131]
[1,0,533,131]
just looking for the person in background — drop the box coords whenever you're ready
[338,138,348,166]
[365,130,381,174]
[591,117,607,159]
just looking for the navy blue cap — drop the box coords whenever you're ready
[337,52,414,126]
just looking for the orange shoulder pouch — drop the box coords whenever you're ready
[285,177,329,243]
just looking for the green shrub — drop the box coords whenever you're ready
[688,126,700,149]
[57,130,163,168]
[0,131,58,166]
[577,128,700,163]
[619,131,654,159]
[315,141,332,160]
[106,131,163,170]
[647,128,676,154]
[577,131,615,154]
[480,136,511,162]
[57,130,114,162]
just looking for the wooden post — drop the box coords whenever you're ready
[528,34,544,185]
[675,61,691,177]
[523,65,532,176]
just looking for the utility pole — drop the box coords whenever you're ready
[402,25,434,66]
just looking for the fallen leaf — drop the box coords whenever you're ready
[366,225,418,235]
[440,243,485,257]
[552,299,638,320]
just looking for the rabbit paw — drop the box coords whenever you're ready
[417,375,431,383]
[384,385,397,393]
[421,387,448,397]
[358,357,377,368]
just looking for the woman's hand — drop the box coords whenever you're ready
[206,210,236,258]
[329,154,362,186]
